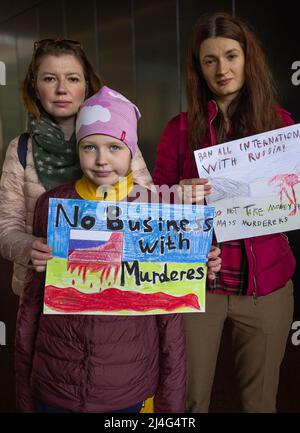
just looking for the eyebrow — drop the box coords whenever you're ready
[203,48,240,59]
[39,71,82,76]
[106,140,126,147]
[80,139,96,144]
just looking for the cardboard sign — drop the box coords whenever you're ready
[44,199,215,315]
[195,123,300,242]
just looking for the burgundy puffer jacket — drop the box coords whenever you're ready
[15,182,186,413]
[152,102,296,297]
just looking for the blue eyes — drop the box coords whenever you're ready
[83,144,96,151]
[83,144,121,152]
[110,145,121,152]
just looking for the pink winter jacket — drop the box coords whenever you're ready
[152,102,296,297]
[0,136,45,295]
[0,136,154,295]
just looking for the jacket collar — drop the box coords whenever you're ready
[207,100,219,146]
[207,99,218,123]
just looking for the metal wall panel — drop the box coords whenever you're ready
[0,1,40,24]
[134,0,179,171]
[0,20,22,168]
[37,0,64,39]
[15,8,39,130]
[97,0,134,99]
[235,1,300,122]
[64,0,97,72]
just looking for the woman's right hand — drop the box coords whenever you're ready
[178,178,212,204]
[30,239,52,272]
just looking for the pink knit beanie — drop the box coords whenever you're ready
[76,86,141,156]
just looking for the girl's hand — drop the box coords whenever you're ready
[207,245,221,280]
[179,178,212,204]
[30,239,52,272]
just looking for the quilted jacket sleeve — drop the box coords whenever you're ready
[277,107,295,127]
[154,313,186,413]
[15,275,44,412]
[15,192,49,412]
[131,145,154,190]
[0,137,37,265]
[152,115,182,187]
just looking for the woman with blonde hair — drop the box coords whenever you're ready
[0,39,153,296]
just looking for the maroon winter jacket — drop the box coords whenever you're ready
[152,102,296,297]
[15,181,186,413]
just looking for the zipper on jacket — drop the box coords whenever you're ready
[280,232,289,243]
[250,239,258,303]
[209,101,218,145]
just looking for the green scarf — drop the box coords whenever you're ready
[28,117,82,190]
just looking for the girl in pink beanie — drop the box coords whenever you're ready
[16,86,183,413]
[15,86,221,413]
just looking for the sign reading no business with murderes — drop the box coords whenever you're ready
[44,199,214,315]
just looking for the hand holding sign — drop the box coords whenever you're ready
[179,178,212,204]
[30,239,52,272]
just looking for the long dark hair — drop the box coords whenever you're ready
[186,12,281,149]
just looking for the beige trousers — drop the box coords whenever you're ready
[184,281,294,413]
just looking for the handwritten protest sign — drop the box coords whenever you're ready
[194,123,300,242]
[44,199,214,315]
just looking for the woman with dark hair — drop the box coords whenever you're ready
[0,39,153,296]
[153,12,296,412]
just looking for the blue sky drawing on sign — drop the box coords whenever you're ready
[47,199,215,262]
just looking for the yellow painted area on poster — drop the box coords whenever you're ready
[44,257,206,315]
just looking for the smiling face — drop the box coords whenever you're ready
[78,134,132,186]
[199,37,245,107]
[35,54,86,123]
